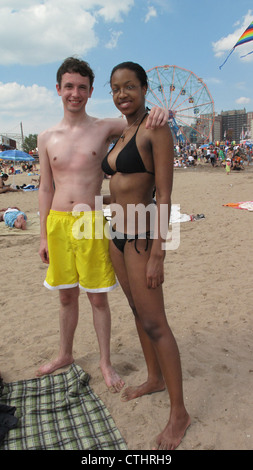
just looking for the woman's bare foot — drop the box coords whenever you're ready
[36,355,74,377]
[100,362,125,393]
[121,378,165,402]
[154,411,191,450]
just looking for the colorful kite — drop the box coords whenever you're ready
[219,21,253,69]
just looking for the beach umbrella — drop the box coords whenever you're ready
[0,149,35,184]
[0,149,35,162]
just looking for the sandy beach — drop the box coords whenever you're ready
[1,164,253,450]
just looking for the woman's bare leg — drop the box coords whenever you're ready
[110,241,165,399]
[119,240,191,450]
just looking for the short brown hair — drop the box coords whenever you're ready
[57,57,95,88]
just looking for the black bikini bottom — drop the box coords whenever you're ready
[110,226,153,253]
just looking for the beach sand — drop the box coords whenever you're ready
[1,165,253,450]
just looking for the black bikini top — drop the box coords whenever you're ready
[101,113,155,176]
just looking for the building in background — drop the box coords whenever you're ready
[246,112,253,140]
[0,135,16,151]
[213,114,222,144]
[221,109,247,143]
[210,109,253,144]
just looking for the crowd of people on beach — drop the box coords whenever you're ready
[0,163,39,230]
[0,161,37,175]
[173,142,252,170]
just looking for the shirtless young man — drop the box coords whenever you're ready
[37,57,168,392]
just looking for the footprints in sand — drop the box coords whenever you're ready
[115,361,139,376]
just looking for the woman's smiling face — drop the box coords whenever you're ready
[110,68,147,116]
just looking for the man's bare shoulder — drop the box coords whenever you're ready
[38,122,62,139]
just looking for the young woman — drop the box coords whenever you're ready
[102,62,190,450]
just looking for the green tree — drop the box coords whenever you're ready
[22,134,38,154]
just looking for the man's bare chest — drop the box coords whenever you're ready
[48,138,106,172]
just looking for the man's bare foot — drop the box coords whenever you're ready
[121,379,165,402]
[100,363,125,393]
[36,356,74,377]
[154,412,191,450]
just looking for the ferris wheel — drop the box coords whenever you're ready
[146,65,215,145]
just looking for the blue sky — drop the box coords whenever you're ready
[0,0,253,137]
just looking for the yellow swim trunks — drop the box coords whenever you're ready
[44,210,117,292]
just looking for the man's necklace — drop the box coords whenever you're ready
[120,112,147,141]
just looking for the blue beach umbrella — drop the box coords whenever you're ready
[0,149,35,184]
[0,149,35,162]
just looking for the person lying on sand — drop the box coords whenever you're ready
[0,207,27,230]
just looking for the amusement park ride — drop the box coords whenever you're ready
[146,65,215,145]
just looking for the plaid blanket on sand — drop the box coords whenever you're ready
[0,364,127,450]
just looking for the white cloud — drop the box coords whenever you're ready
[144,6,157,23]
[149,0,172,13]
[1,0,35,7]
[0,1,134,65]
[0,81,62,135]
[212,10,253,62]
[0,82,56,114]
[95,0,134,22]
[105,30,123,49]
[235,97,251,105]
